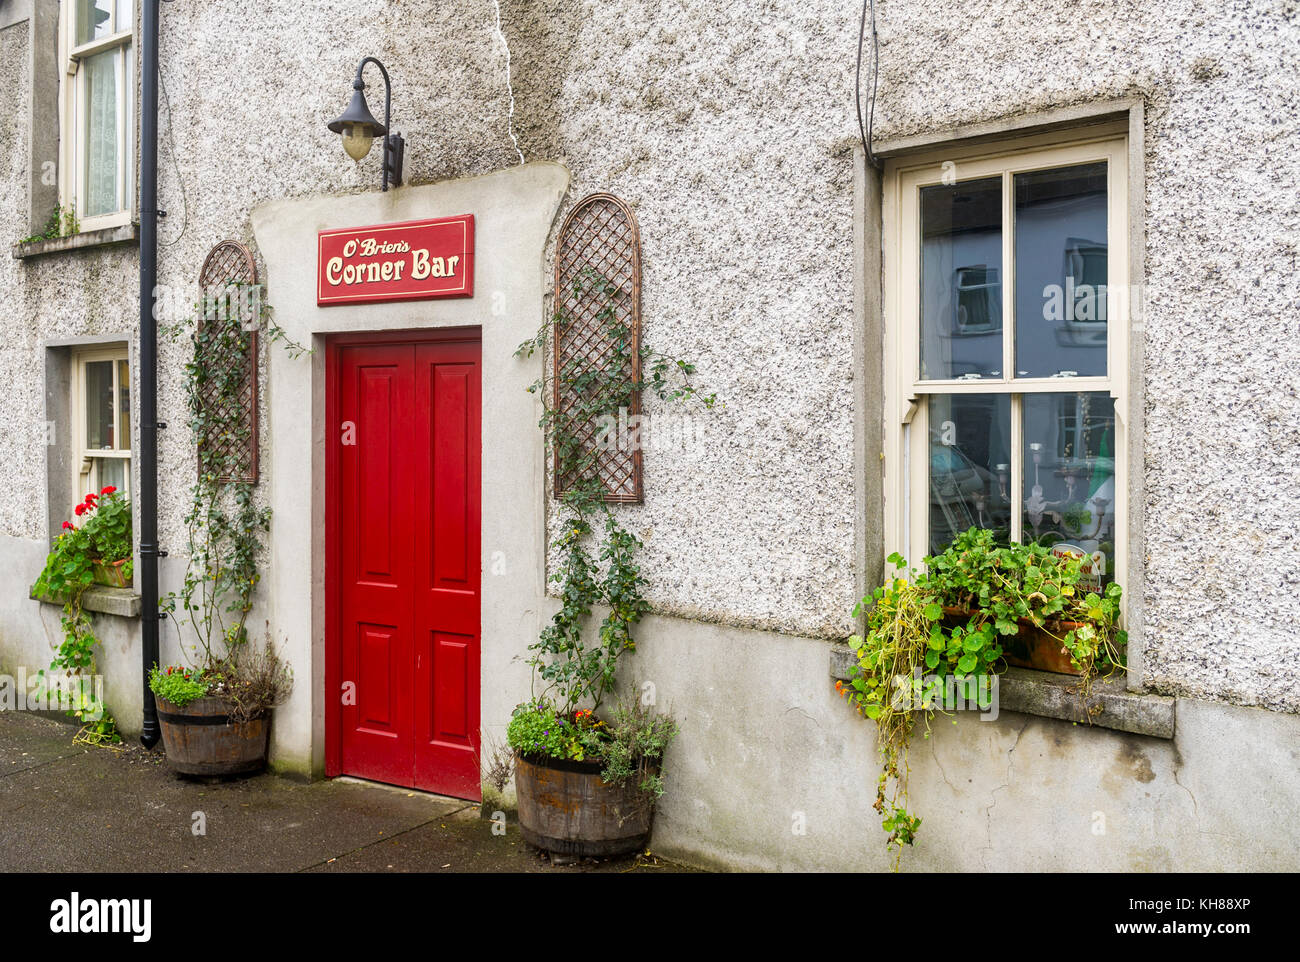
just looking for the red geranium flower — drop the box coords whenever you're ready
[84,493,97,503]
[100,485,117,495]
[62,521,74,530]
[74,504,86,517]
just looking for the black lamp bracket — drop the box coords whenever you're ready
[355,56,403,191]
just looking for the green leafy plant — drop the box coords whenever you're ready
[836,527,1126,868]
[156,284,302,718]
[148,637,292,724]
[508,265,711,800]
[147,665,210,708]
[923,528,1125,678]
[30,486,131,743]
[599,698,679,798]
[506,701,608,762]
[506,697,678,800]
[19,203,80,244]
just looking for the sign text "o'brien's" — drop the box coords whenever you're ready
[317,214,475,306]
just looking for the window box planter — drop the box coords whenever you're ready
[942,605,1097,676]
[514,753,657,858]
[155,696,270,777]
[91,558,131,589]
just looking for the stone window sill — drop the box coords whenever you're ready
[829,643,1175,740]
[11,223,138,260]
[31,586,141,618]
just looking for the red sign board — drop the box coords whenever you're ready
[318,215,474,306]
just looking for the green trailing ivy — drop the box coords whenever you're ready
[507,265,715,796]
[836,527,1126,869]
[156,284,299,716]
[513,266,716,718]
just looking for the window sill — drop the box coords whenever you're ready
[11,223,138,260]
[31,585,141,618]
[829,643,1175,740]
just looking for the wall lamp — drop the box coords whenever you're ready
[328,56,405,191]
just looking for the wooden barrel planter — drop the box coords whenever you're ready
[515,754,656,858]
[155,696,270,777]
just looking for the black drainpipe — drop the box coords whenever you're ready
[138,0,162,748]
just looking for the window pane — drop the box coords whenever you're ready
[76,0,114,45]
[919,177,1003,381]
[928,394,1011,555]
[94,457,127,495]
[117,359,130,450]
[85,361,115,450]
[115,0,133,31]
[83,49,120,217]
[1022,392,1115,585]
[1014,163,1108,378]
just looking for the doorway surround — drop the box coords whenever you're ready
[250,162,569,777]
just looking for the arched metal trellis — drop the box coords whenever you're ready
[196,240,259,484]
[552,193,643,503]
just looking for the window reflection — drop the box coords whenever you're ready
[928,394,1012,555]
[1022,392,1115,586]
[920,177,1002,380]
[85,360,114,450]
[76,0,114,45]
[1014,163,1108,378]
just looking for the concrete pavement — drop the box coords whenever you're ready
[0,712,692,873]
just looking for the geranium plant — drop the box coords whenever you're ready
[30,486,133,744]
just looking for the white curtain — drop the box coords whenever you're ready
[84,50,118,216]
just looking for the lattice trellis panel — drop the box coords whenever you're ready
[553,193,643,503]
[196,240,259,484]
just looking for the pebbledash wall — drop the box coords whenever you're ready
[0,0,1297,871]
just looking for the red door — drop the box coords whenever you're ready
[327,330,482,800]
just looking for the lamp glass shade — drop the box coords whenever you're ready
[341,123,374,160]
[327,85,386,161]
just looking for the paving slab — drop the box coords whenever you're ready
[0,711,87,775]
[304,807,695,873]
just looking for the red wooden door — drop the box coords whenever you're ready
[328,331,481,800]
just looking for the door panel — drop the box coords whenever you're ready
[337,346,415,787]
[330,333,481,800]
[356,623,398,731]
[412,341,482,799]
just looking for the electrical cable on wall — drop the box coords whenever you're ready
[855,0,881,169]
[157,67,189,249]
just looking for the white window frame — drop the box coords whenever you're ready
[72,346,132,509]
[57,0,134,232]
[882,129,1131,597]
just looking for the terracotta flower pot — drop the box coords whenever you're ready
[943,606,1087,676]
[91,558,131,588]
[514,753,657,858]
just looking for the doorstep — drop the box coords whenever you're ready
[828,644,1176,740]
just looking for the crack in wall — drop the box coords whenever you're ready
[491,0,525,165]
[929,736,959,794]
[1173,765,1198,817]
[981,716,1030,870]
